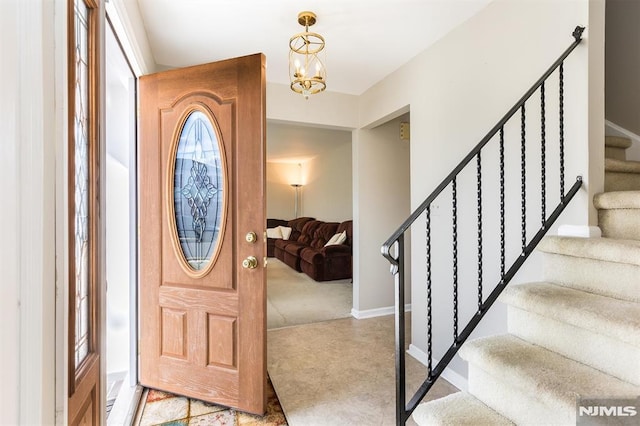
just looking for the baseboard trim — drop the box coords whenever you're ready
[557,224,602,238]
[407,344,468,392]
[351,304,411,319]
[606,120,640,144]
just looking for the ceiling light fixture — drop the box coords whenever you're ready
[289,11,326,99]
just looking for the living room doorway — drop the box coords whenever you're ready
[265,122,354,329]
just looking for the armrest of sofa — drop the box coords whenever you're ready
[322,244,352,256]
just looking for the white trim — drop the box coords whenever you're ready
[54,0,69,422]
[557,224,602,238]
[0,1,21,422]
[351,304,411,319]
[605,120,640,144]
[16,1,57,424]
[106,378,143,426]
[105,0,155,76]
[407,344,468,392]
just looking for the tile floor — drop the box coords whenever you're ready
[135,376,287,426]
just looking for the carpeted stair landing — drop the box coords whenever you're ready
[413,137,640,425]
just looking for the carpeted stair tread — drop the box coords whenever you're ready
[460,335,640,412]
[538,235,640,266]
[412,392,514,426]
[605,136,633,149]
[499,282,640,347]
[605,158,640,174]
[594,191,640,209]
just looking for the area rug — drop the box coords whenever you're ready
[133,375,286,425]
[267,258,352,329]
[267,315,458,426]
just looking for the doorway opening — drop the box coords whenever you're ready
[265,121,354,329]
[105,20,142,424]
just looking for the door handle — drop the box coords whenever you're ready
[242,256,258,269]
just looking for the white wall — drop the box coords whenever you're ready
[0,0,58,423]
[267,83,359,129]
[266,122,353,222]
[355,0,604,381]
[106,153,131,376]
[352,115,411,315]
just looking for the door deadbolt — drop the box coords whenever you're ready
[242,256,258,269]
[245,231,257,243]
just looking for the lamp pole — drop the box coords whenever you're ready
[291,184,302,218]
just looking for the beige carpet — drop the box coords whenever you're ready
[267,258,353,329]
[267,315,458,426]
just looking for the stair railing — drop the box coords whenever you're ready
[381,26,585,425]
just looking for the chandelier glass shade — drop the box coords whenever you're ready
[289,11,326,99]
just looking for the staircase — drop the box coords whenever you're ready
[412,136,640,425]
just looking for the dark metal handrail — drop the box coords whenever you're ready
[381,26,585,425]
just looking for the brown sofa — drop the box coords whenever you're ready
[300,220,352,281]
[271,217,315,259]
[266,218,290,257]
[273,218,352,281]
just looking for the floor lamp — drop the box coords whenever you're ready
[291,184,303,218]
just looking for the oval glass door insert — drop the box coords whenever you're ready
[173,110,225,272]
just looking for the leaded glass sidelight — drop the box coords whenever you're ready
[173,110,225,272]
[73,0,90,369]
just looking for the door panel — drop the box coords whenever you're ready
[139,54,266,415]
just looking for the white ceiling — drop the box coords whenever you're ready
[135,0,492,96]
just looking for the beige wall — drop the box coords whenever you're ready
[266,122,353,222]
[352,114,411,316]
[605,0,640,136]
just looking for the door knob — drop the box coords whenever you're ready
[242,256,258,269]
[245,231,257,243]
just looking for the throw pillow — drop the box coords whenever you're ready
[279,226,292,240]
[324,230,347,247]
[266,227,283,239]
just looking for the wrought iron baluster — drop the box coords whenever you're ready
[500,127,505,281]
[521,104,527,253]
[541,82,547,226]
[394,235,406,426]
[477,152,483,309]
[452,178,458,342]
[559,62,565,199]
[425,207,432,376]
[379,27,585,425]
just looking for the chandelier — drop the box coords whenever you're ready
[289,11,326,99]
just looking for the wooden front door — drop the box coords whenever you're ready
[139,54,267,415]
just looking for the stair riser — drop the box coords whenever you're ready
[605,146,627,161]
[543,253,640,303]
[605,172,640,192]
[508,307,640,386]
[598,209,640,241]
[468,366,574,425]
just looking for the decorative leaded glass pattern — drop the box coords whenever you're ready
[173,111,224,271]
[74,0,90,369]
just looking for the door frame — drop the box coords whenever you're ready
[104,16,144,424]
[56,0,107,423]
